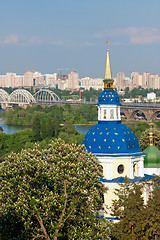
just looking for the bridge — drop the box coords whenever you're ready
[121,103,160,122]
[0,89,61,108]
[0,89,160,121]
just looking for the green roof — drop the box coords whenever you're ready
[144,145,160,168]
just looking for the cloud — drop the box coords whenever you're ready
[2,34,19,44]
[50,40,65,46]
[29,36,43,44]
[94,27,160,44]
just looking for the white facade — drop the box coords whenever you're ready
[147,92,156,100]
[98,104,121,121]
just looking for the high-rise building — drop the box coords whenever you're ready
[23,71,34,87]
[67,72,79,90]
[116,72,125,90]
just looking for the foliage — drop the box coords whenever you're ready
[111,177,160,240]
[143,176,160,239]
[111,179,145,240]
[32,114,41,141]
[0,139,110,240]
[0,128,35,155]
[123,87,160,99]
[124,121,149,141]
[2,104,97,126]
[139,127,160,150]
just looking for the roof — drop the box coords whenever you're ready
[144,145,160,168]
[99,174,155,183]
[98,89,121,106]
[83,121,144,157]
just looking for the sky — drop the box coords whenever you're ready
[0,0,160,78]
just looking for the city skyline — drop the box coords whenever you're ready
[0,0,160,78]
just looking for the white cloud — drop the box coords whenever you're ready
[50,40,65,46]
[94,27,160,44]
[2,34,19,44]
[29,36,43,44]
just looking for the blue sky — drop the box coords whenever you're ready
[0,0,160,78]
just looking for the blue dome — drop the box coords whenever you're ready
[83,121,144,157]
[98,89,121,105]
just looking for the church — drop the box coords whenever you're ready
[82,40,155,219]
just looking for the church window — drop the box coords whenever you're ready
[89,146,91,149]
[104,139,106,142]
[98,146,101,149]
[117,164,124,174]
[108,146,111,149]
[93,139,96,142]
[100,132,102,135]
[118,146,120,149]
[110,109,114,119]
[112,139,115,142]
[116,110,118,119]
[104,110,107,119]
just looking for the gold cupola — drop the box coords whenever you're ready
[148,122,154,146]
[103,38,114,89]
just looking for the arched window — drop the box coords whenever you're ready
[117,164,124,174]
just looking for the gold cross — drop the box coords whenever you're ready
[105,37,111,50]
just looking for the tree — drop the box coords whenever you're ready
[143,177,160,239]
[0,139,110,240]
[111,179,146,240]
[139,128,160,150]
[32,114,41,141]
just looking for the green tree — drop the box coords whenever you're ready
[111,179,146,240]
[32,114,41,141]
[143,177,160,239]
[0,139,110,240]
[139,128,160,150]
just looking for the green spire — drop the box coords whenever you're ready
[103,37,114,89]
